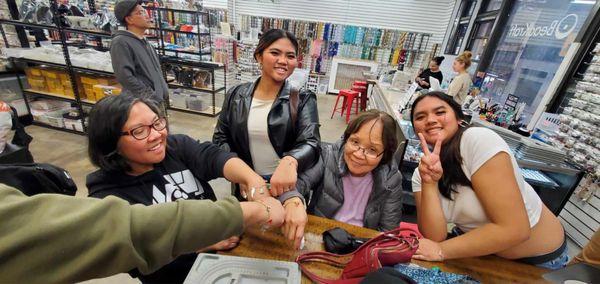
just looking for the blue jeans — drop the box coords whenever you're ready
[534,247,570,270]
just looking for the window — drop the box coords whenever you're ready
[468,19,494,61]
[482,0,503,12]
[445,0,477,55]
[480,1,596,125]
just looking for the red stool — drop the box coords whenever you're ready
[352,84,367,111]
[352,80,369,111]
[331,89,360,123]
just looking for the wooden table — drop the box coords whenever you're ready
[221,215,549,283]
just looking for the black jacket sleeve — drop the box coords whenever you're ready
[283,91,321,172]
[378,168,404,231]
[295,154,325,204]
[212,85,239,153]
[170,135,236,181]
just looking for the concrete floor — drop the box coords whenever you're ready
[25,92,348,283]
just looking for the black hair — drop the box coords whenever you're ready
[410,91,471,200]
[343,109,399,165]
[253,29,299,61]
[87,94,161,173]
[432,56,445,66]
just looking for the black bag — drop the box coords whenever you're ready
[360,267,417,284]
[323,227,370,254]
[0,163,77,196]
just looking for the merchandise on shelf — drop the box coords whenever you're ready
[236,40,260,83]
[239,14,431,75]
[4,45,113,72]
[78,74,120,101]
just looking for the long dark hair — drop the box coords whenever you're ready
[432,56,445,66]
[87,94,161,173]
[343,109,399,165]
[410,91,471,200]
[253,29,299,60]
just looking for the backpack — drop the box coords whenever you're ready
[0,163,77,196]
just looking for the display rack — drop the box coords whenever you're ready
[145,6,212,61]
[0,0,119,134]
[160,55,225,116]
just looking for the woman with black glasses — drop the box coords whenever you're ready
[295,110,404,231]
[85,95,282,283]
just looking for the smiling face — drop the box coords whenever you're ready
[412,96,460,145]
[117,102,167,175]
[429,60,440,72]
[255,38,298,83]
[343,119,385,177]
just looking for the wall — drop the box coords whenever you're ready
[232,0,456,51]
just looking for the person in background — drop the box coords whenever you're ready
[415,56,445,90]
[213,29,320,248]
[410,91,567,270]
[0,183,284,283]
[111,0,169,113]
[447,51,473,105]
[86,95,274,283]
[296,110,403,231]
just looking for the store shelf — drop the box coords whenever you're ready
[13,58,114,76]
[63,28,112,37]
[160,56,223,69]
[23,89,77,103]
[145,6,208,15]
[168,83,225,93]
[32,120,85,135]
[168,105,221,116]
[0,19,58,30]
[152,27,210,36]
[155,47,211,56]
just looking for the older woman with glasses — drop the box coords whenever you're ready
[85,95,283,283]
[295,110,404,231]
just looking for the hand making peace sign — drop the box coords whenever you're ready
[417,133,443,184]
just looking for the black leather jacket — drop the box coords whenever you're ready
[212,77,321,172]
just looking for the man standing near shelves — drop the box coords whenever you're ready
[112,0,169,114]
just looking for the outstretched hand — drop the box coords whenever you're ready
[417,133,443,184]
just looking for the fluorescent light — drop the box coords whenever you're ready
[571,0,596,5]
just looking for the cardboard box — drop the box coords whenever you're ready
[27,78,47,91]
[93,84,122,101]
[41,69,60,79]
[46,79,62,90]
[25,67,42,77]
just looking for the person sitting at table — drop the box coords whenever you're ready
[296,110,403,231]
[415,56,444,90]
[409,91,567,270]
[86,95,276,283]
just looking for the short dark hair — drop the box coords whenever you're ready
[87,94,161,173]
[253,29,299,61]
[343,109,399,164]
[410,91,471,200]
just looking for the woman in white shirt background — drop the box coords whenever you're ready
[447,51,473,105]
[409,91,568,270]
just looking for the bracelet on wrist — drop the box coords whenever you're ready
[256,199,272,225]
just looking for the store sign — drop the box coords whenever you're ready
[507,14,578,39]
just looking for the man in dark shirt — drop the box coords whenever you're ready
[111,0,169,112]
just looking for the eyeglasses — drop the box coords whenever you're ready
[346,138,384,159]
[121,117,167,140]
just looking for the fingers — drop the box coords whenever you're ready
[294,223,305,249]
[433,137,442,155]
[418,133,431,155]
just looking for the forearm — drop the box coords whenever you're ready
[222,157,262,185]
[416,184,447,241]
[0,185,243,283]
[440,222,529,260]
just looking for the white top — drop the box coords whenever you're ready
[412,127,542,232]
[248,97,280,175]
[447,73,472,105]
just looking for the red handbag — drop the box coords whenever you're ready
[296,225,420,284]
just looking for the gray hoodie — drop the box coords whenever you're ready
[110,30,168,103]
